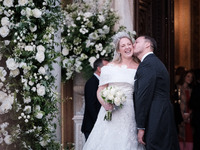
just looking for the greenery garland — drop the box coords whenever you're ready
[0,0,62,149]
[60,0,124,81]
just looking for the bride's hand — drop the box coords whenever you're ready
[102,103,113,111]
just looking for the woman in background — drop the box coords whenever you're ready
[176,70,195,150]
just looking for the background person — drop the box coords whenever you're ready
[176,70,195,150]
[81,58,109,141]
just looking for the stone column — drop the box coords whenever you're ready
[72,73,86,150]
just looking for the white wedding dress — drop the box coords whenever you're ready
[82,65,145,150]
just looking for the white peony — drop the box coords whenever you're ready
[0,26,10,38]
[37,85,45,96]
[35,51,45,63]
[18,0,28,6]
[1,17,10,26]
[6,58,19,70]
[32,8,42,18]
[3,0,14,7]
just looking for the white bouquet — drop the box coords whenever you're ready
[101,86,126,121]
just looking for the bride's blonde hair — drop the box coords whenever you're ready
[112,31,139,63]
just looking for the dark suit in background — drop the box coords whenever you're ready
[81,74,101,140]
[134,54,180,150]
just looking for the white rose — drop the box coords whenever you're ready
[3,0,14,7]
[18,0,28,6]
[35,52,45,63]
[103,25,110,34]
[6,58,19,71]
[0,101,12,114]
[88,56,96,68]
[23,97,31,103]
[38,67,46,75]
[1,17,10,26]
[4,40,10,45]
[10,68,20,77]
[0,67,7,77]
[35,105,40,111]
[28,81,34,86]
[40,139,48,147]
[6,95,14,105]
[25,7,32,17]
[21,9,26,16]
[25,45,34,51]
[31,87,36,92]
[37,85,45,96]
[19,62,27,68]
[37,45,45,52]
[29,25,37,32]
[114,97,121,106]
[107,94,114,101]
[116,91,123,98]
[62,47,69,56]
[0,26,10,38]
[35,111,44,119]
[4,135,12,145]
[84,12,93,18]
[98,15,105,22]
[23,105,31,114]
[32,8,42,18]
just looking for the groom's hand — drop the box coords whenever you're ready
[138,129,145,145]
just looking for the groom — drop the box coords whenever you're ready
[133,35,180,150]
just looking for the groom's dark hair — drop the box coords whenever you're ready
[143,35,157,51]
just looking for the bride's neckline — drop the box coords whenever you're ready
[107,64,136,70]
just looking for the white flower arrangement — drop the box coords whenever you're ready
[0,0,62,149]
[61,0,123,81]
[101,86,126,121]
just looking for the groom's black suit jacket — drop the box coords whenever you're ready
[134,54,180,150]
[81,75,101,135]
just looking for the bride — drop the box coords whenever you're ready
[82,32,145,150]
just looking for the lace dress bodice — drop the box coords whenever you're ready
[82,65,145,150]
